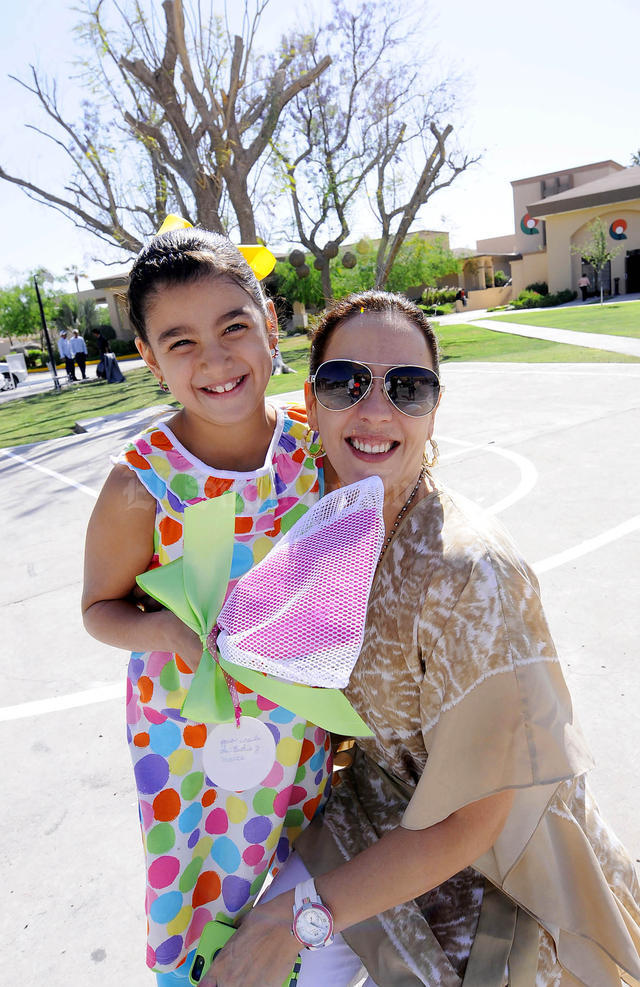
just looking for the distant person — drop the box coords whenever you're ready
[271,343,295,375]
[455,287,467,307]
[70,329,88,380]
[92,327,125,382]
[58,329,77,381]
[92,327,108,378]
[578,274,590,302]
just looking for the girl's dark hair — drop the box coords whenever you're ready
[128,227,269,343]
[309,290,439,376]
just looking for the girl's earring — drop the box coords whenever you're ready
[158,378,170,393]
[423,438,439,470]
[303,427,325,459]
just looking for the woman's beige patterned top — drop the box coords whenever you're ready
[297,485,640,986]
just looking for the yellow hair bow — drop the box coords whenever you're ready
[156,214,276,281]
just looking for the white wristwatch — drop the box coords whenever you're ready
[291,878,334,949]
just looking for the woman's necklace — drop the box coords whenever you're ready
[377,464,428,567]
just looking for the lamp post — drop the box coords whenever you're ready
[33,276,61,393]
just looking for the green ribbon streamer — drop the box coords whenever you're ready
[136,492,372,737]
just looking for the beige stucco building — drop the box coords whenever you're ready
[509,160,640,297]
[456,159,640,307]
[77,270,132,338]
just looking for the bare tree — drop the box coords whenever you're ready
[272,1,417,302]
[370,85,479,287]
[272,1,477,301]
[0,0,330,255]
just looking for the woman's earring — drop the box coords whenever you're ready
[423,438,439,469]
[303,426,325,459]
[158,378,170,393]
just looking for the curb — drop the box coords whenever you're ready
[72,403,175,434]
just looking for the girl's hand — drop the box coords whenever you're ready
[158,610,203,670]
[204,898,299,987]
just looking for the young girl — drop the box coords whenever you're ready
[82,227,331,984]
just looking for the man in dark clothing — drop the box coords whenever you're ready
[93,328,109,378]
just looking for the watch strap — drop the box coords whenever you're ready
[293,877,318,915]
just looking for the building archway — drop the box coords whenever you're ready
[625,250,640,294]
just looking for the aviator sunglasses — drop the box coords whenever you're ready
[310,359,441,418]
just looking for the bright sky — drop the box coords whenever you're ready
[0,0,637,290]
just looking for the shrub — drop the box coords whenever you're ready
[526,281,548,295]
[421,287,457,306]
[419,302,455,317]
[110,337,139,357]
[494,270,509,286]
[512,288,577,310]
[539,289,577,307]
[23,348,47,369]
[512,289,543,309]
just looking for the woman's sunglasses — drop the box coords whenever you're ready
[310,359,441,418]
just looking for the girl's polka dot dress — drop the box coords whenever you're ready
[115,406,332,976]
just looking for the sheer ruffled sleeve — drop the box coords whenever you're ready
[402,550,592,842]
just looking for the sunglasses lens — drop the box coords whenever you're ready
[385,367,440,416]
[313,360,372,410]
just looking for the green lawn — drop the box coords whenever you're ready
[2,330,637,449]
[486,300,640,338]
[0,337,309,448]
[435,323,640,363]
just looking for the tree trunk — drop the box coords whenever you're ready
[320,260,333,306]
[225,177,258,242]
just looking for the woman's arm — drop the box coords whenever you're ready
[206,787,515,987]
[82,464,202,667]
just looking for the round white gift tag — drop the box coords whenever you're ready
[202,716,277,791]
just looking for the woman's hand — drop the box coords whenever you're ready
[201,787,515,985]
[204,897,299,987]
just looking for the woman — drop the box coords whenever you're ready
[207,291,640,987]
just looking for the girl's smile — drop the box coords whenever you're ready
[198,374,246,395]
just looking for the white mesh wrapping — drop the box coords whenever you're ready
[217,476,385,687]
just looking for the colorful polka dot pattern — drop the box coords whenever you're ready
[116,407,331,974]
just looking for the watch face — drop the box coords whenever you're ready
[294,905,332,947]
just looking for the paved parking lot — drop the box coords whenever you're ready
[2,361,639,985]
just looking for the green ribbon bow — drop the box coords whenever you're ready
[136,493,372,737]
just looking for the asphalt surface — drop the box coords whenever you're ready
[2,362,640,985]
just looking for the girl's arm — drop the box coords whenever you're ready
[82,464,202,667]
[206,787,515,987]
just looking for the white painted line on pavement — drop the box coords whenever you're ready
[0,682,125,722]
[0,448,98,498]
[439,435,538,514]
[532,515,640,575]
[442,365,640,379]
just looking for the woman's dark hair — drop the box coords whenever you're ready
[309,290,439,375]
[128,227,269,343]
